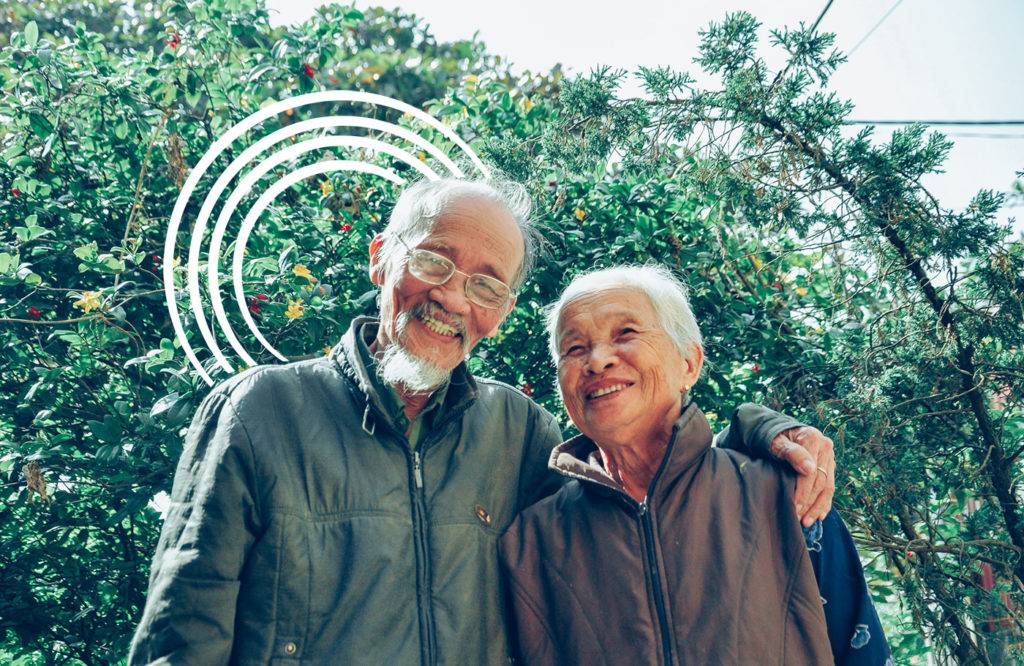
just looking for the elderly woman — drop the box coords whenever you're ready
[499,265,889,665]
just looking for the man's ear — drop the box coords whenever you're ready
[368,233,385,285]
[484,296,516,338]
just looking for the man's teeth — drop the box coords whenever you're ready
[421,314,458,337]
[588,383,627,399]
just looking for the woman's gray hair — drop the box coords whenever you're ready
[374,177,539,291]
[545,264,704,363]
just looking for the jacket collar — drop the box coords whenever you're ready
[331,316,479,434]
[549,402,714,503]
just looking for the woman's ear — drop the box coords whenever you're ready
[680,343,704,391]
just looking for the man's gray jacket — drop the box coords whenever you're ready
[128,317,801,665]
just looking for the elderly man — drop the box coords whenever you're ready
[129,178,836,664]
[499,265,889,665]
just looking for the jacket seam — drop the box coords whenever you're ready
[504,574,560,657]
[525,548,607,651]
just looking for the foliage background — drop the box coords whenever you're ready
[1,1,1021,663]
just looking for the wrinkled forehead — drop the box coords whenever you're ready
[422,197,525,279]
[556,287,658,337]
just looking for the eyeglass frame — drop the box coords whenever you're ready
[391,235,516,310]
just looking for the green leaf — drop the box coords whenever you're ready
[87,416,121,444]
[24,21,39,48]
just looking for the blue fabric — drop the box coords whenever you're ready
[803,510,893,665]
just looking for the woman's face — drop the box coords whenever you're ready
[555,287,703,448]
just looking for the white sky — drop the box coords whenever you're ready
[267,0,1024,233]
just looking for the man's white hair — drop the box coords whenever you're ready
[373,177,538,291]
[545,264,704,363]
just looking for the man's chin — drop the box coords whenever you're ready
[377,342,456,394]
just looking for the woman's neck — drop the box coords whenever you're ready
[598,438,668,503]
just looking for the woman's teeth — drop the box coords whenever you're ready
[588,383,627,399]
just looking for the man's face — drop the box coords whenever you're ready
[371,196,523,376]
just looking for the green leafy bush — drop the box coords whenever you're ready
[1,1,1021,663]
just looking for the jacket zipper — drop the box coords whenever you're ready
[408,447,436,665]
[638,499,674,665]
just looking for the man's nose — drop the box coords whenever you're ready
[430,274,472,316]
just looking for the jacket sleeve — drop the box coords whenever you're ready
[128,389,262,665]
[516,407,566,511]
[713,402,804,459]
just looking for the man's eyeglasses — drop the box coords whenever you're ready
[394,236,514,310]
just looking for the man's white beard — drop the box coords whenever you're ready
[376,306,465,393]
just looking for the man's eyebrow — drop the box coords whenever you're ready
[420,242,508,282]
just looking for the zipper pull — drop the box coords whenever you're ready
[638,500,648,516]
[413,451,424,488]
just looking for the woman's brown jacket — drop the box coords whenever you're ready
[499,403,833,665]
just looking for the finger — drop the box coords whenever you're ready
[793,466,814,517]
[818,458,837,523]
[801,463,830,526]
[778,437,816,514]
[810,434,836,522]
[776,435,817,477]
[805,469,835,527]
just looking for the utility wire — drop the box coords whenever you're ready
[847,0,906,57]
[808,0,837,35]
[769,0,836,89]
[846,120,1024,126]
[948,133,1024,139]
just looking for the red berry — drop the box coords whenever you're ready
[751,364,760,373]
[151,254,161,264]
[341,223,353,232]
[255,293,268,301]
[27,306,41,319]
[303,63,315,77]
[772,282,782,289]
[522,382,532,396]
[248,297,262,315]
[10,188,20,197]
[166,33,180,50]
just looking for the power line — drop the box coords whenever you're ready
[770,0,836,89]
[847,0,906,57]
[808,0,837,34]
[846,120,1024,126]
[948,133,1024,139]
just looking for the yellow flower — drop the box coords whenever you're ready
[285,298,305,320]
[73,291,102,313]
[417,151,427,162]
[319,179,333,196]
[522,97,534,111]
[750,254,764,271]
[574,207,586,221]
[465,74,478,84]
[292,264,317,284]
[323,345,332,356]
[794,286,809,297]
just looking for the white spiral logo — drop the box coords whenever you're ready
[162,91,488,385]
